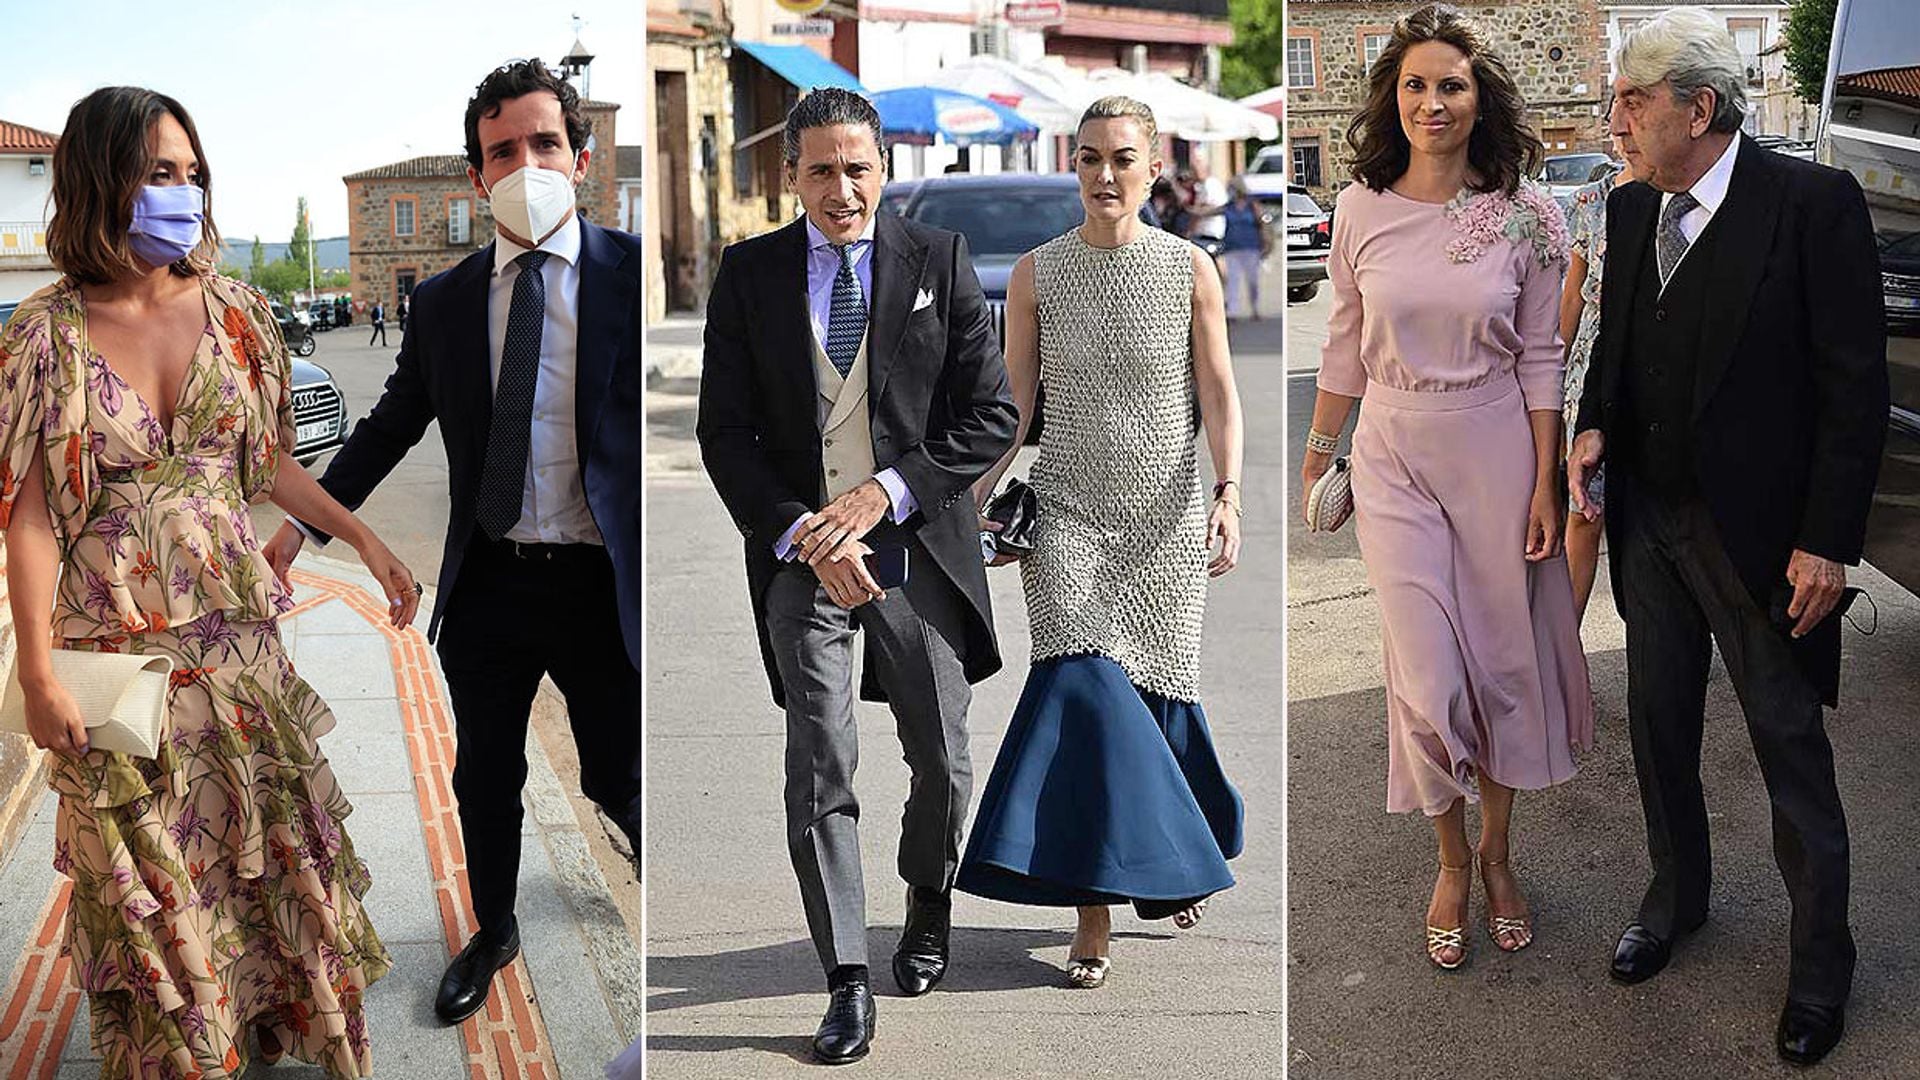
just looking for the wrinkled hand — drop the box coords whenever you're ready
[813,540,883,609]
[263,521,306,588]
[1525,485,1563,562]
[1300,456,1331,528]
[1568,430,1605,522]
[797,480,890,566]
[23,677,88,757]
[1786,549,1846,639]
[1208,499,1242,577]
[357,539,421,629]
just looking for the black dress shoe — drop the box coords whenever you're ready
[812,980,876,1065]
[1609,922,1673,984]
[1777,1000,1845,1066]
[892,886,951,996]
[435,921,521,1024]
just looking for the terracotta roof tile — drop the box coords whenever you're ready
[1837,65,1920,106]
[343,154,472,181]
[0,120,56,153]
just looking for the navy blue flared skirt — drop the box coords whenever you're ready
[955,655,1244,916]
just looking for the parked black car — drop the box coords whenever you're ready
[289,358,348,465]
[306,301,335,330]
[267,299,316,357]
[885,173,1159,442]
[1285,185,1331,303]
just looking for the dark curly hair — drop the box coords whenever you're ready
[463,59,593,170]
[1346,4,1543,196]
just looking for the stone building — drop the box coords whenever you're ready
[342,99,620,310]
[1286,0,1610,199]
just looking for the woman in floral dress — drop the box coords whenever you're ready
[0,87,418,1077]
[1298,6,1592,969]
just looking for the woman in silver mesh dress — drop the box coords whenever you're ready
[954,96,1247,989]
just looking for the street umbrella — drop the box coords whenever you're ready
[870,87,1040,147]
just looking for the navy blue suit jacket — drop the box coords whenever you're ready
[305,219,642,669]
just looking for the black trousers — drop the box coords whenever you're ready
[1617,491,1854,1005]
[368,320,387,347]
[436,535,642,938]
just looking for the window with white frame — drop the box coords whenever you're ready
[1292,136,1323,188]
[1287,36,1317,89]
[1363,33,1390,72]
[448,198,471,245]
[394,198,416,238]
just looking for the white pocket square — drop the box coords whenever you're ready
[912,288,935,312]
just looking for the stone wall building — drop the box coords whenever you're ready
[343,99,619,310]
[1287,0,1610,200]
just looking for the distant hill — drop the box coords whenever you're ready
[219,236,349,272]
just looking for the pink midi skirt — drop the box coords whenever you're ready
[1350,376,1593,815]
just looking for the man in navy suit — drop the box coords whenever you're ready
[265,58,641,1025]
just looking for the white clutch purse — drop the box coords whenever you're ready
[0,650,175,758]
[1305,457,1354,533]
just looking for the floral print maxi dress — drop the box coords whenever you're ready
[0,275,389,1079]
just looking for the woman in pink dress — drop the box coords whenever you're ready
[1299,4,1593,969]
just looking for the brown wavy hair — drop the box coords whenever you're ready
[46,87,221,285]
[1345,4,1543,196]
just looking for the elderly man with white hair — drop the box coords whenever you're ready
[1567,6,1887,1066]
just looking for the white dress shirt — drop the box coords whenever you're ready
[1659,134,1742,271]
[489,212,603,545]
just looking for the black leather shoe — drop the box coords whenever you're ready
[892,886,951,996]
[434,921,521,1024]
[1609,922,1673,984]
[812,980,875,1065]
[1777,1000,1845,1066]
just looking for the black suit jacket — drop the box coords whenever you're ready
[698,212,1017,706]
[304,219,643,670]
[1577,135,1888,701]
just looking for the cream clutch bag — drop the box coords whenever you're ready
[1306,457,1354,533]
[0,651,175,758]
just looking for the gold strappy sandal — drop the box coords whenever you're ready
[1481,856,1534,952]
[1173,898,1210,930]
[1066,956,1112,989]
[1426,859,1471,970]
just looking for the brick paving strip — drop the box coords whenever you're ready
[0,567,560,1080]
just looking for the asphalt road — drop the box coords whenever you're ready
[1284,287,1920,1080]
[644,256,1287,1078]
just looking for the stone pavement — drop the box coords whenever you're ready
[0,555,641,1079]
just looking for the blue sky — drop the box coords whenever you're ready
[0,0,642,241]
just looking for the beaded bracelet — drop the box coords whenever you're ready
[1304,427,1340,455]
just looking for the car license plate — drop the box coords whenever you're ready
[1287,233,1310,247]
[1889,294,1920,311]
[296,420,336,443]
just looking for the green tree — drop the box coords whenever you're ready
[1783,0,1839,105]
[251,258,307,304]
[1222,0,1284,101]
[247,236,266,283]
[287,197,312,272]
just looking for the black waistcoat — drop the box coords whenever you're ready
[1622,211,1723,499]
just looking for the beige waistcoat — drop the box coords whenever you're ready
[811,330,876,504]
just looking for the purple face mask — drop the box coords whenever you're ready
[128,184,205,268]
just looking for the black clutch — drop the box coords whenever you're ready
[984,479,1039,558]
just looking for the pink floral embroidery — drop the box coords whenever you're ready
[1442,182,1571,268]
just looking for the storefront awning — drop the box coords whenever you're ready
[734,41,865,93]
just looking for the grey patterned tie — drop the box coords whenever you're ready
[824,244,866,378]
[477,250,549,541]
[1656,191,1699,288]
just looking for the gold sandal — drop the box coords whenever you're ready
[1173,898,1210,930]
[1426,859,1471,970]
[1481,856,1534,952]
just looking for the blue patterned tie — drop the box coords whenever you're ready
[824,243,865,378]
[477,250,548,541]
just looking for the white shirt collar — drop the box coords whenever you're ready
[492,210,582,276]
[1666,134,1741,216]
[804,214,877,252]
